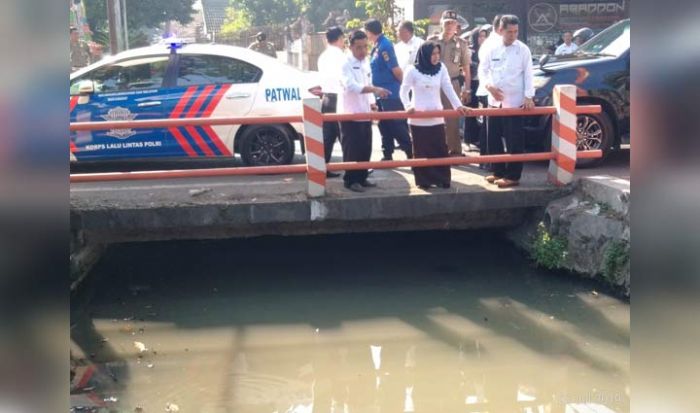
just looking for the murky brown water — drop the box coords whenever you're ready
[71,231,629,412]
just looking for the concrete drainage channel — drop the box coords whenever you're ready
[70,176,630,296]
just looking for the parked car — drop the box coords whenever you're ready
[70,42,321,166]
[526,19,630,167]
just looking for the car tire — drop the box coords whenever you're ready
[239,125,295,166]
[574,110,615,168]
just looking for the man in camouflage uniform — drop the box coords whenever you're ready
[70,27,91,72]
[428,10,471,156]
[248,32,277,58]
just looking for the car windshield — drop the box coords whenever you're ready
[577,20,630,58]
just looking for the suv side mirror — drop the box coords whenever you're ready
[539,54,555,74]
[78,80,95,95]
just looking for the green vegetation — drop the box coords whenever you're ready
[531,222,568,270]
[355,0,399,39]
[220,0,413,39]
[220,8,254,35]
[84,0,196,49]
[603,240,629,283]
[412,18,431,38]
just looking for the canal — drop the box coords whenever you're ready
[70,230,629,412]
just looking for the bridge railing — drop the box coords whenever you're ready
[70,85,600,196]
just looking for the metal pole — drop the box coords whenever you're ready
[107,0,118,53]
[121,0,129,49]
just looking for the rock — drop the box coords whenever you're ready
[189,188,212,197]
[507,177,630,296]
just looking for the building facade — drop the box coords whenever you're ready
[413,0,629,55]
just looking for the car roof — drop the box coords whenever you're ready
[71,43,300,79]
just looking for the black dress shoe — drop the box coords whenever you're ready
[345,183,365,192]
[439,182,451,189]
[360,180,377,188]
[381,156,393,161]
[326,171,341,178]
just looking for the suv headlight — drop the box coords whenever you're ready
[533,76,551,89]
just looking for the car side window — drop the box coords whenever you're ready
[176,55,262,86]
[70,55,169,95]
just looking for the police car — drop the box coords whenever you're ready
[70,41,322,166]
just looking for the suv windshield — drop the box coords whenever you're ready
[577,19,630,58]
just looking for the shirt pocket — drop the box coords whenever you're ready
[505,51,522,74]
[491,52,508,78]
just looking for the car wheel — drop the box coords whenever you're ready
[575,110,614,168]
[239,125,295,166]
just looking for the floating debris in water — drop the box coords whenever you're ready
[165,402,180,411]
[134,342,148,353]
[104,396,118,403]
[592,290,599,297]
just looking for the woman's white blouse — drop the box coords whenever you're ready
[400,63,463,127]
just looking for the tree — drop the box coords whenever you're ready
[84,0,196,33]
[354,0,401,39]
[412,18,431,38]
[296,0,362,29]
[125,0,196,29]
[227,0,299,27]
[220,7,253,35]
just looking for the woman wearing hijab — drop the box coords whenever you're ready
[400,42,470,189]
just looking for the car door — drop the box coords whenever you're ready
[159,53,262,158]
[69,54,174,160]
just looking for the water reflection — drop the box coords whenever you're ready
[70,231,629,412]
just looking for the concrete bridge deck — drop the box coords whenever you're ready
[70,162,568,243]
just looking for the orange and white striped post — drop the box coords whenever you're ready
[302,98,326,197]
[548,84,578,186]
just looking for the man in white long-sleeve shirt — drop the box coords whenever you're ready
[476,15,502,99]
[339,30,390,192]
[395,21,424,72]
[555,31,578,55]
[478,14,535,188]
[317,27,346,177]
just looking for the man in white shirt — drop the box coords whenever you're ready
[479,14,535,188]
[476,15,502,99]
[317,26,346,177]
[339,30,390,192]
[475,15,502,169]
[555,31,578,55]
[395,21,424,72]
